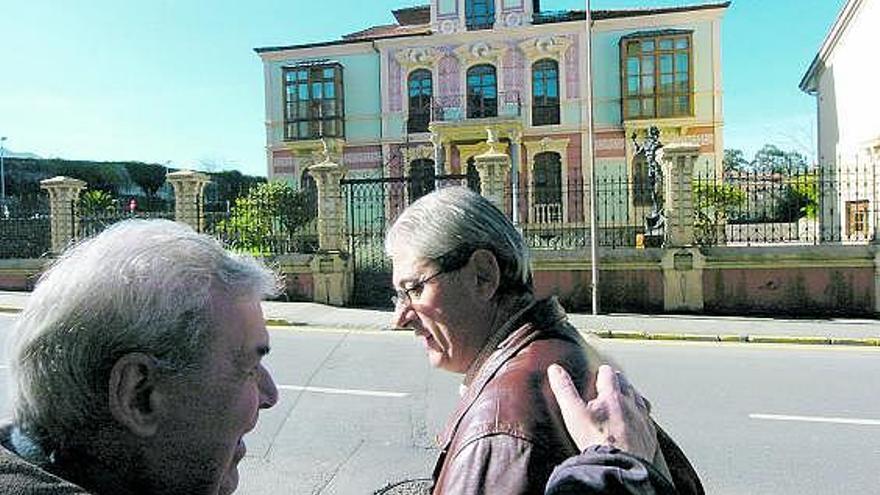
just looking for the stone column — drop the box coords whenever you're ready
[662,143,700,247]
[509,131,522,225]
[874,248,880,316]
[40,176,87,254]
[167,170,211,232]
[473,129,511,213]
[660,143,703,312]
[307,158,352,306]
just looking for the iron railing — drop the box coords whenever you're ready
[77,198,175,240]
[0,195,51,259]
[201,185,319,256]
[430,92,522,122]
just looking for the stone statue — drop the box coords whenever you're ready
[631,126,665,235]
[318,137,331,164]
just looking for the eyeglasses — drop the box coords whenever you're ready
[391,269,449,309]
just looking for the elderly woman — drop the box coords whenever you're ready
[385,187,702,495]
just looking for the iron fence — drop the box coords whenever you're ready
[510,176,656,250]
[342,173,473,307]
[201,185,318,256]
[694,166,878,246]
[0,195,50,259]
[77,198,176,239]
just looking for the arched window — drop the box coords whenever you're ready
[466,157,482,193]
[408,159,435,201]
[408,70,432,134]
[301,170,318,219]
[466,65,497,119]
[532,59,560,126]
[465,0,495,30]
[533,152,562,223]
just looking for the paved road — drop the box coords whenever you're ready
[2,314,880,494]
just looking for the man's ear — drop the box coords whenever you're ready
[469,249,500,302]
[108,353,163,437]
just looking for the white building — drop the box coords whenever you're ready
[800,0,880,242]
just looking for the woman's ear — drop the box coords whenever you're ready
[469,249,501,301]
[107,353,163,437]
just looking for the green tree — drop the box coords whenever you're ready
[776,173,819,221]
[723,149,749,173]
[124,162,167,197]
[215,181,316,255]
[79,189,116,216]
[753,144,807,173]
[693,180,746,245]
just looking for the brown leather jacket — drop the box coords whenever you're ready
[430,298,704,495]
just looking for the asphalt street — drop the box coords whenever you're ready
[1,314,879,494]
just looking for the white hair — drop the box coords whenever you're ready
[385,187,532,295]
[6,219,278,450]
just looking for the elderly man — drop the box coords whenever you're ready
[386,187,702,495]
[1,219,279,494]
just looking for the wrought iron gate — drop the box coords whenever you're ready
[341,174,471,307]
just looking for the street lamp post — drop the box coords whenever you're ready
[0,136,7,203]
[584,1,599,315]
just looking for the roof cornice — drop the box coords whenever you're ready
[799,0,863,94]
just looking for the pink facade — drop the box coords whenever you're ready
[344,145,382,171]
[564,35,580,100]
[389,52,403,112]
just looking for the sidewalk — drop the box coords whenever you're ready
[1,291,878,346]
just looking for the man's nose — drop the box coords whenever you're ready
[391,302,415,329]
[258,364,279,409]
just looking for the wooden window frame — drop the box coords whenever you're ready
[466,64,498,119]
[532,58,560,126]
[407,69,433,134]
[846,200,869,239]
[465,0,495,31]
[620,32,693,120]
[283,63,345,141]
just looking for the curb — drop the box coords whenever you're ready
[2,306,877,347]
[585,329,880,347]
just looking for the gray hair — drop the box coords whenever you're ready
[6,219,278,450]
[385,187,532,295]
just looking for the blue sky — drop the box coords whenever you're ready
[0,0,844,177]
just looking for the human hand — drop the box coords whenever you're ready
[548,363,658,461]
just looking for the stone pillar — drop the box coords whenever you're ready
[662,143,700,247]
[307,158,352,306]
[167,170,211,232]
[509,131,522,225]
[661,248,706,312]
[874,248,880,316]
[473,129,511,213]
[40,176,87,254]
[660,144,703,312]
[308,160,347,252]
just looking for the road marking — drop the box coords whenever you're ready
[0,365,8,370]
[278,385,408,398]
[750,413,880,426]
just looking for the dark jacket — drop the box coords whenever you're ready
[545,446,678,495]
[0,424,92,494]
[431,298,703,495]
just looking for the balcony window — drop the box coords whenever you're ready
[532,59,560,126]
[466,0,495,30]
[408,159,435,201]
[283,64,344,140]
[621,33,692,120]
[467,65,498,119]
[533,152,563,223]
[408,69,432,134]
